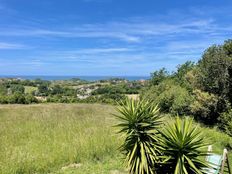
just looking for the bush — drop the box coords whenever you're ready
[0,93,38,104]
[83,93,126,104]
[0,95,8,104]
[158,85,193,115]
[142,80,193,115]
[46,95,78,103]
[99,93,126,104]
[100,82,142,94]
[25,94,39,104]
[38,84,50,96]
[115,99,162,174]
[0,85,7,95]
[218,109,232,136]
[159,117,209,173]
[10,84,25,94]
[7,93,26,104]
[190,89,219,124]
[115,101,210,174]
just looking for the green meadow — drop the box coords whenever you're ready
[0,104,231,174]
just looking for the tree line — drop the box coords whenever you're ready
[142,39,232,136]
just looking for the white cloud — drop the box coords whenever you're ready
[48,47,132,55]
[0,17,226,43]
[0,42,26,49]
[1,6,231,75]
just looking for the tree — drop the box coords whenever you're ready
[150,68,169,86]
[10,84,25,94]
[174,61,195,89]
[38,84,49,96]
[223,40,232,104]
[51,85,63,95]
[197,40,232,115]
[175,61,194,80]
[223,39,232,56]
[0,85,7,95]
[198,43,231,98]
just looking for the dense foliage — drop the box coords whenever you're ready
[218,109,232,136]
[142,79,193,115]
[142,39,232,136]
[0,78,143,104]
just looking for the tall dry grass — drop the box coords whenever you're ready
[0,104,231,173]
[0,104,122,174]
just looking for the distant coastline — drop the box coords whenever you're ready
[0,75,149,81]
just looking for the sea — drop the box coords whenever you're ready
[0,75,150,81]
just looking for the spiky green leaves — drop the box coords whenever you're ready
[160,117,210,174]
[115,98,162,174]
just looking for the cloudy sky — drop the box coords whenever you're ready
[0,0,232,76]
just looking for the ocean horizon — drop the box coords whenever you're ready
[0,75,150,81]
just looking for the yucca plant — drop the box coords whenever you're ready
[114,98,163,174]
[159,117,210,174]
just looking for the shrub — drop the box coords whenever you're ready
[190,89,218,124]
[25,94,39,104]
[159,117,209,174]
[38,84,50,96]
[142,80,193,115]
[8,93,26,104]
[10,84,25,94]
[0,95,8,104]
[99,93,126,103]
[83,93,126,104]
[115,99,162,174]
[158,85,193,115]
[0,94,38,104]
[0,85,7,95]
[218,109,232,136]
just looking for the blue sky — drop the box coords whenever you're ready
[0,0,232,76]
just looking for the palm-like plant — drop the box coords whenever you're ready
[114,98,163,174]
[159,117,210,174]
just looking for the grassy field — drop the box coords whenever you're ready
[0,104,232,174]
[0,104,124,174]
